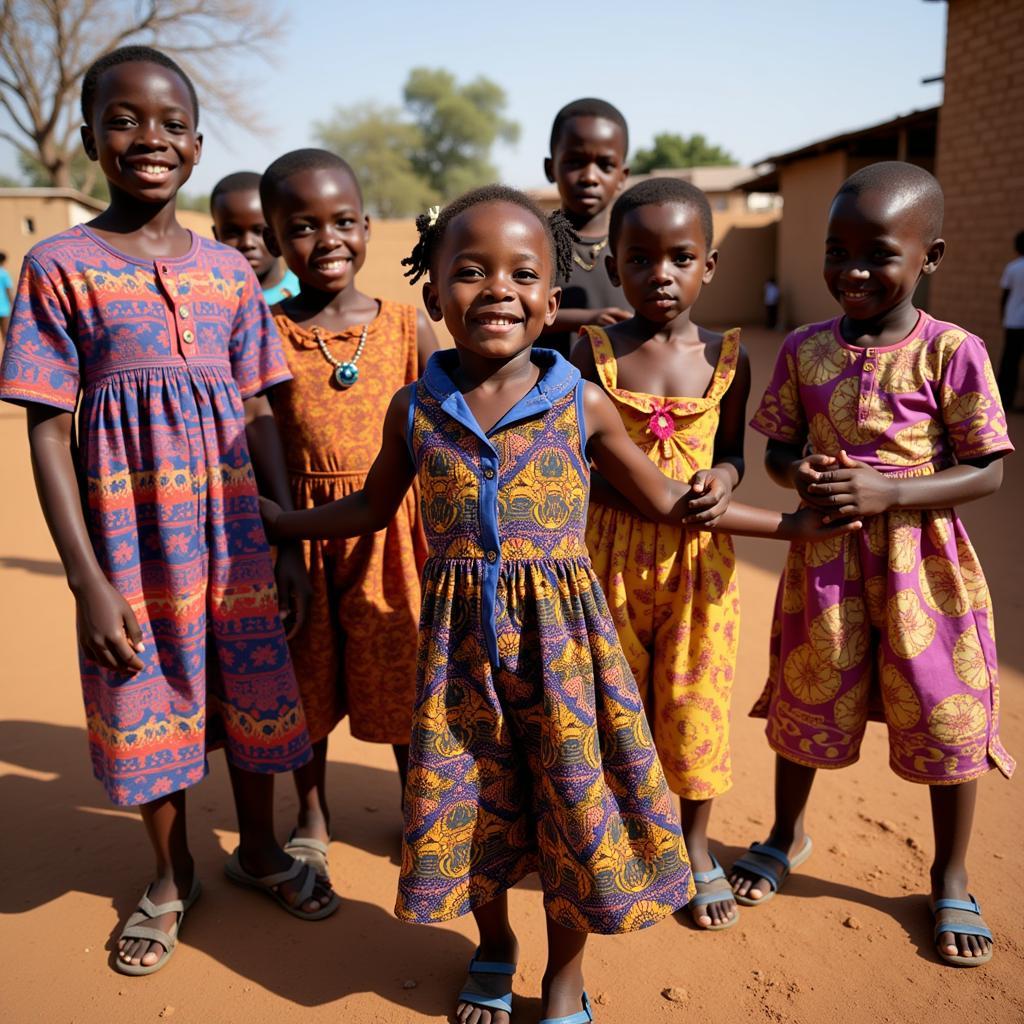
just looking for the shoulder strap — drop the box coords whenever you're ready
[706,328,741,402]
[582,325,618,391]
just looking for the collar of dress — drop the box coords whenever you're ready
[421,346,580,445]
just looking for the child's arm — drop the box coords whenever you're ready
[26,406,145,673]
[687,345,752,527]
[582,383,857,540]
[263,386,417,542]
[810,450,1004,522]
[545,306,631,336]
[765,440,837,508]
[416,310,440,375]
[244,393,311,639]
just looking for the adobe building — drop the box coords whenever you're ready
[740,108,938,330]
[529,166,781,325]
[0,188,106,274]
[929,0,1024,374]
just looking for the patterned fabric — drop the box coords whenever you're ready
[583,326,741,799]
[0,226,311,806]
[271,302,426,744]
[396,348,693,933]
[749,312,1015,783]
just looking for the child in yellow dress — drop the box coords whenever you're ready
[573,178,750,930]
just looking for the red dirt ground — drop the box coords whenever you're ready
[1,327,1021,1024]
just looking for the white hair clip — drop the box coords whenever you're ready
[427,205,441,227]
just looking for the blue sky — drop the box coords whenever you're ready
[1,0,948,197]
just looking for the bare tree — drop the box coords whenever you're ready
[0,0,282,192]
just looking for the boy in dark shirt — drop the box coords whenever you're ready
[543,98,631,357]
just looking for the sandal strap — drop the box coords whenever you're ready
[284,861,317,908]
[692,854,727,886]
[932,896,993,942]
[540,992,593,1024]
[136,891,187,918]
[253,858,305,890]
[732,848,786,893]
[690,871,735,908]
[468,953,517,975]
[120,920,177,947]
[285,834,330,857]
[458,990,513,1013]
[931,895,982,915]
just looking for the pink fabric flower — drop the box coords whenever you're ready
[648,404,677,440]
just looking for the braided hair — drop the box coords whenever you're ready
[402,185,577,286]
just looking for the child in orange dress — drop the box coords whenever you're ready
[259,149,438,879]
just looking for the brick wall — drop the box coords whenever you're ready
[931,0,1024,367]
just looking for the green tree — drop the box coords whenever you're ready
[403,68,519,199]
[19,150,107,200]
[315,103,438,218]
[632,133,737,174]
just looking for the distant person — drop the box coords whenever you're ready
[573,177,752,933]
[997,229,1024,410]
[736,162,1013,969]
[210,171,300,303]
[0,46,339,977]
[542,97,632,357]
[259,148,438,885]
[763,275,780,329]
[0,251,13,351]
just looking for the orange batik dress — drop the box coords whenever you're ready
[271,300,426,744]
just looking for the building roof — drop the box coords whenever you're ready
[0,187,107,212]
[738,107,940,192]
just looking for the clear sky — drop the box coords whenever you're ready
[0,0,948,197]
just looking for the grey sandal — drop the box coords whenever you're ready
[689,854,739,930]
[115,877,201,976]
[732,836,813,906]
[224,848,340,921]
[283,833,331,883]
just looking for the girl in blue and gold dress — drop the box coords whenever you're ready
[261,185,855,1024]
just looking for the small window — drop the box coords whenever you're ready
[22,216,35,235]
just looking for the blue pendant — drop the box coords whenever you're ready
[334,362,359,388]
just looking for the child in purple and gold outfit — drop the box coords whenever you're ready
[731,162,1013,969]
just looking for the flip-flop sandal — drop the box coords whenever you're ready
[115,877,201,976]
[688,854,740,930]
[931,894,994,967]
[224,848,340,921]
[732,836,813,906]
[283,832,331,883]
[540,992,593,1024]
[458,947,516,1018]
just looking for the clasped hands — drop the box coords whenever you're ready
[793,450,897,522]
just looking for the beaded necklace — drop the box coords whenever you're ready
[312,324,368,389]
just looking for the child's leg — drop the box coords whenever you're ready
[682,797,737,927]
[392,743,409,792]
[118,790,194,968]
[227,761,335,912]
[291,736,330,843]
[456,893,519,1024]
[930,780,991,960]
[541,918,588,1021]
[730,754,816,901]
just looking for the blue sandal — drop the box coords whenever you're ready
[540,992,593,1024]
[689,854,739,930]
[931,895,994,967]
[458,948,516,1017]
[731,836,813,906]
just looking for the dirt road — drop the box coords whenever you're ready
[1,327,1021,1024]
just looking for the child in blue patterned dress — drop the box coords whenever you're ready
[260,185,858,1024]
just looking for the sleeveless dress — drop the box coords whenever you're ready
[584,326,742,800]
[271,301,426,745]
[0,227,311,806]
[395,348,693,934]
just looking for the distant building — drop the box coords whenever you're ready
[740,107,939,330]
[0,188,213,278]
[528,166,782,325]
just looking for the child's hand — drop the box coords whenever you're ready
[75,579,146,674]
[274,542,311,640]
[259,496,284,542]
[792,453,837,506]
[683,468,734,527]
[596,306,632,325]
[782,505,863,540]
[808,450,898,521]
